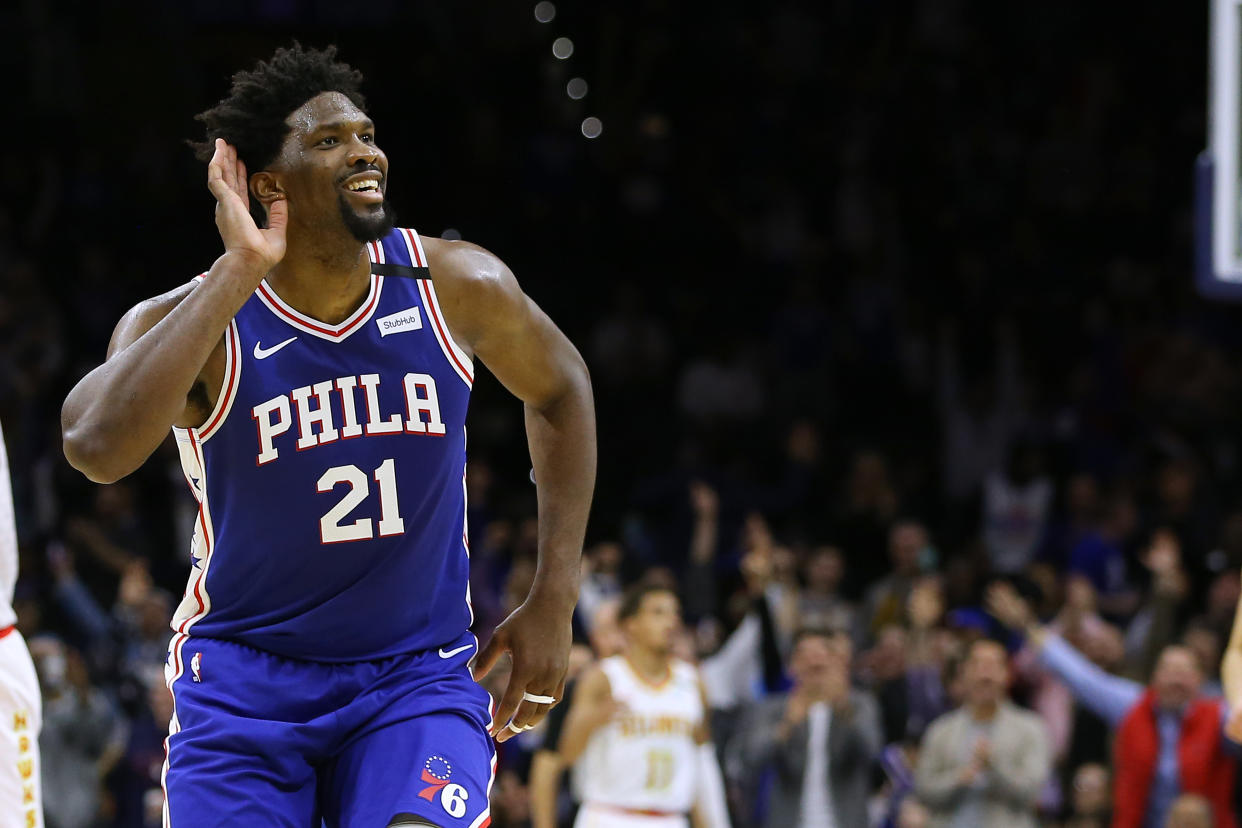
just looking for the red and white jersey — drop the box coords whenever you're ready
[0,425,18,629]
[576,656,704,814]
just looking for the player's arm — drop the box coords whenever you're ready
[556,665,614,765]
[1222,577,1242,740]
[62,140,286,483]
[691,677,731,828]
[527,750,564,828]
[430,239,597,741]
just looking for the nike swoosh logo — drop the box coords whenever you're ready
[438,643,475,659]
[253,336,298,360]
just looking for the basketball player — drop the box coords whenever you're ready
[559,583,730,828]
[0,424,42,828]
[60,44,596,827]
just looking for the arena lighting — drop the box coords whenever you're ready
[567,77,588,100]
[552,37,574,59]
[534,1,556,23]
[581,117,602,139]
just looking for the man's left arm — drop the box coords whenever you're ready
[691,678,732,828]
[431,240,596,742]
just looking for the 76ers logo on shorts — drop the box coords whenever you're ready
[418,755,470,819]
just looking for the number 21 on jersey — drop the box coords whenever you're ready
[318,458,404,543]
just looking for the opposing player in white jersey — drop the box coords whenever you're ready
[0,424,42,828]
[560,583,730,828]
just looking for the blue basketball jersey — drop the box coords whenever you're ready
[170,228,475,662]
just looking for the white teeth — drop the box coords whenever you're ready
[346,179,379,191]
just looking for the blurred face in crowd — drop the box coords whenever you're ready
[1066,474,1100,522]
[868,625,907,682]
[1071,763,1110,816]
[1158,462,1197,513]
[889,522,927,575]
[589,600,625,658]
[1208,571,1241,622]
[1152,646,1202,710]
[589,541,623,577]
[1181,627,1220,678]
[962,640,1010,710]
[1165,794,1213,828]
[790,632,850,694]
[804,546,844,594]
[623,591,681,656]
[1082,623,1125,672]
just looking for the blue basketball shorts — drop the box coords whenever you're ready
[161,631,496,827]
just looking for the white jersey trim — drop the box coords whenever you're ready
[398,228,474,388]
[193,319,240,444]
[169,432,216,634]
[254,240,385,342]
[161,631,189,828]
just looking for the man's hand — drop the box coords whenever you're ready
[206,139,287,273]
[475,596,573,742]
[986,582,1035,632]
[776,691,811,743]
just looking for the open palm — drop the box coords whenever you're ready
[206,138,287,270]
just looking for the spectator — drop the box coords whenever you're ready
[914,638,1050,828]
[1064,762,1111,828]
[729,628,882,828]
[1163,794,1213,828]
[981,438,1053,576]
[861,521,931,645]
[35,640,127,828]
[990,583,1240,828]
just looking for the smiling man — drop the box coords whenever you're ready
[60,44,596,827]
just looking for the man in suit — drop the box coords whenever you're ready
[730,628,882,827]
[914,638,1049,828]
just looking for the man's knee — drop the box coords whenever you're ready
[386,814,442,828]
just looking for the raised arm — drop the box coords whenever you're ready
[61,140,286,483]
[431,240,596,741]
[987,582,1141,728]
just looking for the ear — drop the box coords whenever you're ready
[250,172,285,207]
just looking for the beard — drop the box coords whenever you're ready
[338,194,397,243]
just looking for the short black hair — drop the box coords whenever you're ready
[617,581,677,623]
[190,43,366,223]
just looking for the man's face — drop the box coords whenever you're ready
[624,592,682,655]
[264,91,394,242]
[963,641,1009,707]
[890,523,926,572]
[1071,763,1109,816]
[1152,647,1202,710]
[790,633,850,692]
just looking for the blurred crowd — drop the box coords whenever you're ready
[6,0,1242,826]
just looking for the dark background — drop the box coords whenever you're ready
[5,2,1242,826]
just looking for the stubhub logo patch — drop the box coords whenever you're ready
[376,307,423,337]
